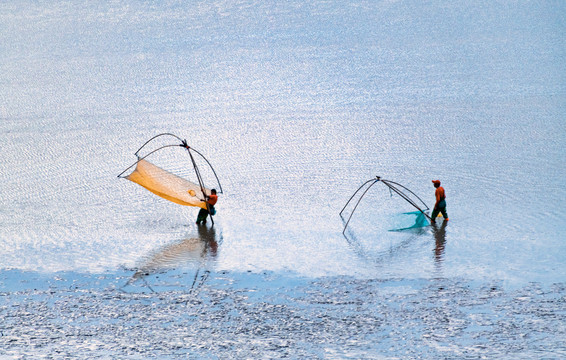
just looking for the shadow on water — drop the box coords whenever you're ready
[121,225,221,293]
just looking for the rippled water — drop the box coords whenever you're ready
[1,0,565,358]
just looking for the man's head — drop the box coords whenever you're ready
[211,189,217,195]
[432,180,441,188]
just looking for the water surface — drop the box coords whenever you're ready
[1,0,565,358]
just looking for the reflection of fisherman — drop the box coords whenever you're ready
[197,224,218,256]
[431,180,448,223]
[196,189,218,225]
[432,220,448,266]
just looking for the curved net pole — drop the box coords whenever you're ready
[188,147,223,194]
[134,133,184,157]
[381,180,432,221]
[118,135,222,191]
[117,144,182,178]
[381,180,429,211]
[342,178,380,234]
[186,147,214,226]
[118,133,185,178]
[340,177,380,217]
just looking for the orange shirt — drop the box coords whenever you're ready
[435,187,446,202]
[207,194,218,206]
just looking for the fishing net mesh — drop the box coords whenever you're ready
[126,159,210,209]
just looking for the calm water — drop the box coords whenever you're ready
[1,1,565,358]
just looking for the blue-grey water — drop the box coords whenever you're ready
[1,1,565,358]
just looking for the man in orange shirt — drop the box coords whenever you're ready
[196,189,218,225]
[431,180,448,223]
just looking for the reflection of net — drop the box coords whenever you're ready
[139,238,206,272]
[126,159,210,209]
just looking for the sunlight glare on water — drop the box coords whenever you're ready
[0,0,564,284]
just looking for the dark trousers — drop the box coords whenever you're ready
[196,208,209,223]
[431,199,448,220]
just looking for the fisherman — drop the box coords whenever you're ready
[431,180,448,223]
[196,189,218,225]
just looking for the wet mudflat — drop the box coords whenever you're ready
[2,270,565,359]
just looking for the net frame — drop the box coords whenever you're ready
[118,133,223,219]
[340,176,431,233]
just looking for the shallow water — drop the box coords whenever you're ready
[1,0,565,358]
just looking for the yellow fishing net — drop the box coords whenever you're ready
[126,159,210,209]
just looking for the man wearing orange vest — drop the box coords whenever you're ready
[196,189,218,225]
[431,180,448,223]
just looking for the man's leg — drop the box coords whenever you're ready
[431,208,439,223]
[196,208,207,224]
[441,207,448,220]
